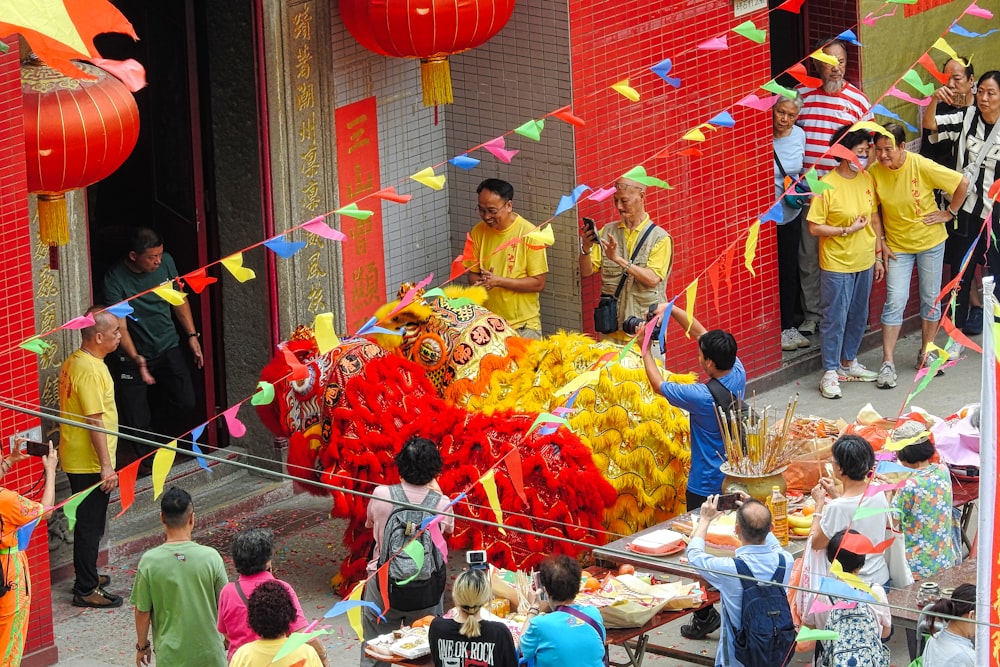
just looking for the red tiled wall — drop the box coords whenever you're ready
[570,1,780,377]
[0,38,55,663]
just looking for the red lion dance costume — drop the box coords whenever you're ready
[258,286,692,592]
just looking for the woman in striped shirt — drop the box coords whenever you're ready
[924,70,1000,329]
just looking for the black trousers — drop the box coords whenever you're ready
[108,345,195,459]
[953,210,1000,320]
[777,214,803,330]
[67,472,111,594]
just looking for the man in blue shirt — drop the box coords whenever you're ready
[642,306,745,639]
[686,495,793,667]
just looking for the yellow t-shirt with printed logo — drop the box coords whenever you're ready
[868,152,963,254]
[808,169,879,274]
[467,214,548,331]
[59,349,118,474]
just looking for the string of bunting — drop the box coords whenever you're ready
[6,2,998,652]
[10,0,992,360]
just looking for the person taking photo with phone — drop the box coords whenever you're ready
[0,438,58,665]
[580,177,672,342]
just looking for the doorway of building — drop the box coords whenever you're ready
[89,0,217,452]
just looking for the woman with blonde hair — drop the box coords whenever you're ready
[428,568,517,667]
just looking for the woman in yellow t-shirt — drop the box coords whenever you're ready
[807,126,885,400]
[868,122,969,389]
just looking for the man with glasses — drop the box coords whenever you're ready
[580,177,672,342]
[467,178,548,339]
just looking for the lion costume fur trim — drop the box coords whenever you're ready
[445,330,696,533]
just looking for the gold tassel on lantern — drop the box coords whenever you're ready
[420,57,453,107]
[37,193,70,246]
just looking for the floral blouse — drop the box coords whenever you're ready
[893,463,960,578]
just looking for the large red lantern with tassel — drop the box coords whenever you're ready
[339,0,516,107]
[21,58,139,245]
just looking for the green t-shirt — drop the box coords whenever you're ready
[130,540,228,667]
[103,253,182,358]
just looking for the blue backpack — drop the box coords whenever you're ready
[730,556,795,667]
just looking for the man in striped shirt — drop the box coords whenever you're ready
[796,39,871,337]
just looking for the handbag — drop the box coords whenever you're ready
[885,515,914,588]
[774,150,811,209]
[593,223,658,334]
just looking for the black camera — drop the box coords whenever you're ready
[621,303,661,338]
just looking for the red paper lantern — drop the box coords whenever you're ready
[22,58,139,245]
[339,0,516,107]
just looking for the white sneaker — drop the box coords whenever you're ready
[781,329,799,351]
[820,370,841,399]
[876,362,897,389]
[790,328,810,348]
[798,319,818,336]
[838,360,878,382]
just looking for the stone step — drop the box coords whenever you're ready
[48,446,294,585]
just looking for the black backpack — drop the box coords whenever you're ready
[730,556,795,667]
[378,485,448,611]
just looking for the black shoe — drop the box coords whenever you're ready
[71,574,111,594]
[72,587,123,608]
[680,607,721,639]
[963,306,983,336]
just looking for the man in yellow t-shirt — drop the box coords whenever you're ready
[467,179,548,338]
[59,309,123,608]
[580,177,672,343]
[868,123,969,388]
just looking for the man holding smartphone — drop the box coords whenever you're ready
[59,308,123,608]
[580,177,672,341]
[640,306,745,640]
[466,179,548,339]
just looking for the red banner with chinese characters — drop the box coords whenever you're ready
[335,97,386,333]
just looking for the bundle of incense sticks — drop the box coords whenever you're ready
[716,393,804,476]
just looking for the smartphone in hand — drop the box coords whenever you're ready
[582,217,598,243]
[716,493,741,511]
[21,440,52,457]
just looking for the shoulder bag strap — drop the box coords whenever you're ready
[555,605,609,666]
[611,221,659,300]
[958,107,1000,177]
[235,580,250,605]
[773,149,790,179]
[707,377,745,413]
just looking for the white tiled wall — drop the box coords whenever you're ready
[328,0,578,330]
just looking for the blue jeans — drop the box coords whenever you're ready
[881,241,945,326]
[819,267,873,371]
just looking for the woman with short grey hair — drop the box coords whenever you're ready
[217,527,328,665]
[773,92,810,352]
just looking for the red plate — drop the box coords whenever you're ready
[625,541,685,557]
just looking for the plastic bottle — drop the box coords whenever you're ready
[768,486,789,546]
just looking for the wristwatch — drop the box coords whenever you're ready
[187,332,201,338]
[841,227,849,237]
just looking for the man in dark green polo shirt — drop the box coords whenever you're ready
[103,228,203,468]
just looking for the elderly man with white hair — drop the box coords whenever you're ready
[580,177,672,341]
